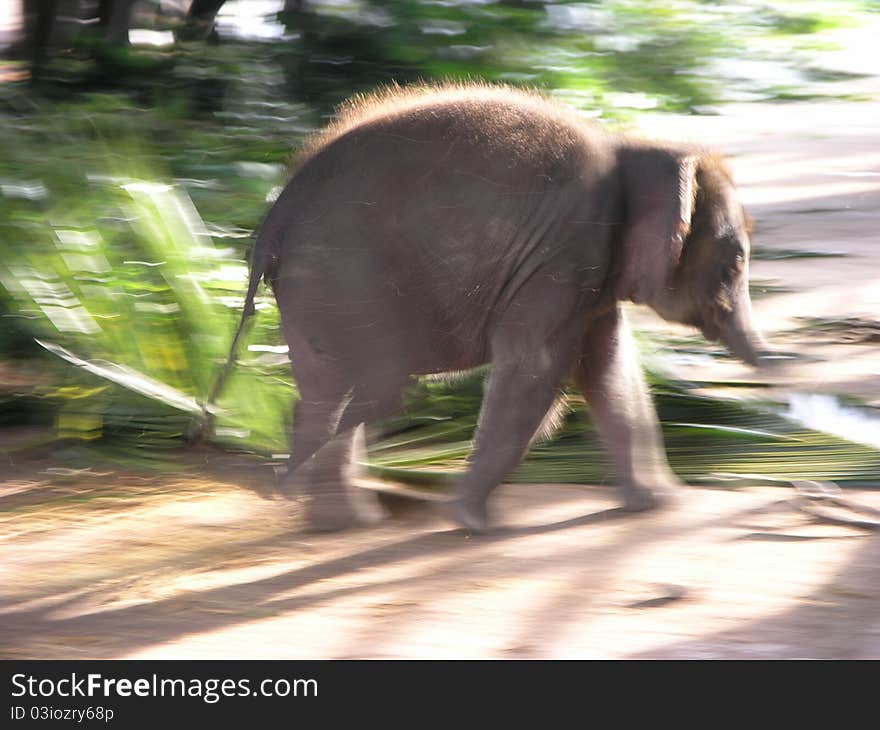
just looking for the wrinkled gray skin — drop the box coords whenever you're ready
[238,87,766,532]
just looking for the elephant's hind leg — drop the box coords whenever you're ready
[286,374,361,531]
[311,375,412,530]
[288,358,409,532]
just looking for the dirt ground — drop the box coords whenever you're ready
[1,452,879,659]
[2,87,880,659]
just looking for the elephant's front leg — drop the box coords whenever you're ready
[575,307,682,511]
[453,338,577,532]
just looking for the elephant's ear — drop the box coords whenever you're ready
[616,146,697,304]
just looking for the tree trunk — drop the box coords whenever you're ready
[181,0,227,41]
[21,0,59,76]
[98,0,136,46]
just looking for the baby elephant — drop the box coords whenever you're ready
[232,83,767,532]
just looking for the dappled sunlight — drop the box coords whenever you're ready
[0,476,298,619]
[0,447,877,659]
[0,482,852,659]
[556,490,869,657]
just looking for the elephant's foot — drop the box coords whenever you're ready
[285,469,358,532]
[620,481,681,513]
[297,427,388,532]
[349,484,389,526]
[306,492,360,532]
[305,485,388,532]
[447,495,491,533]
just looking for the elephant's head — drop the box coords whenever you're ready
[615,144,766,366]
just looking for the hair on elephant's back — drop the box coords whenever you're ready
[290,82,607,171]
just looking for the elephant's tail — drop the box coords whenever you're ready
[195,222,279,441]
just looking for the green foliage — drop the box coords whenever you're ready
[0,88,296,457]
[277,0,731,115]
[367,368,880,488]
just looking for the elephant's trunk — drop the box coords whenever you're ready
[716,285,767,367]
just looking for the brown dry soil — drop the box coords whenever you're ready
[2,92,880,659]
[1,450,879,659]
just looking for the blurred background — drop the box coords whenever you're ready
[1,0,878,483]
[1,1,880,659]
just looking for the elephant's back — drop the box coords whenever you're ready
[291,82,608,177]
[277,83,615,255]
